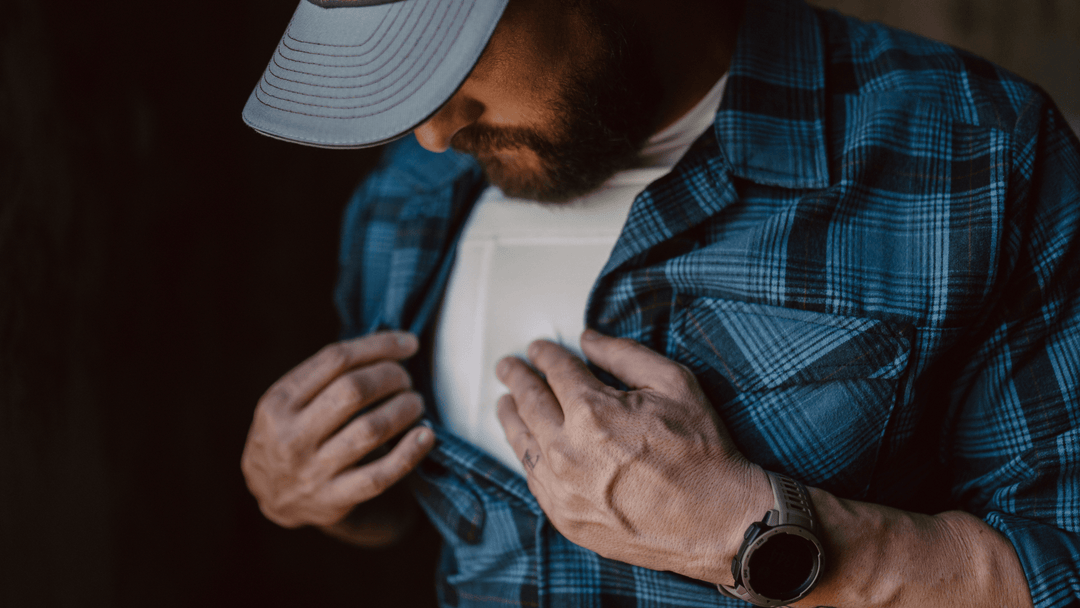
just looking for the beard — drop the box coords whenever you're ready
[449,2,663,203]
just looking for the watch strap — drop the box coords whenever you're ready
[764,470,815,532]
[717,470,818,605]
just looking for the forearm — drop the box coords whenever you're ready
[799,488,1033,608]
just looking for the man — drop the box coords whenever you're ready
[240,0,1080,606]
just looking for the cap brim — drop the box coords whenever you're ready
[243,0,508,149]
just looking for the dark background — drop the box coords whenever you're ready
[2,0,439,606]
[2,0,1077,606]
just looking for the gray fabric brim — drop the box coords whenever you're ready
[242,0,508,149]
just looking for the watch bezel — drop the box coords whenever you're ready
[735,522,825,606]
[719,472,826,607]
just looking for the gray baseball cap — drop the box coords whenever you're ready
[243,0,509,149]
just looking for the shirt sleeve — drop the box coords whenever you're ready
[950,94,1080,608]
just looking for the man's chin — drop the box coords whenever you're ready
[477,154,614,205]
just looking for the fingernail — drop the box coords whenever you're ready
[527,341,540,359]
[416,428,431,444]
[496,358,510,380]
[397,333,418,349]
[582,328,600,341]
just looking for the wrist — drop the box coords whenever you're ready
[687,462,774,586]
[727,464,776,575]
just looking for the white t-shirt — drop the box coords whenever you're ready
[432,73,728,476]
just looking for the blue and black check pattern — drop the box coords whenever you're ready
[334,0,1080,605]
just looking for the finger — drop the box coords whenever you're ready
[580,329,698,393]
[316,391,425,474]
[525,339,609,411]
[495,394,544,475]
[297,361,413,440]
[495,356,564,445]
[331,423,434,503]
[263,332,419,412]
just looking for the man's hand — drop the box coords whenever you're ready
[495,329,771,585]
[241,332,434,532]
[497,330,1036,608]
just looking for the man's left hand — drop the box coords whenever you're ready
[495,329,771,585]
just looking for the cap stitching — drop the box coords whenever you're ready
[283,0,396,50]
[278,0,426,71]
[265,63,383,90]
[253,0,471,118]
[280,39,388,66]
[265,0,449,96]
[263,0,463,104]
[285,0,409,57]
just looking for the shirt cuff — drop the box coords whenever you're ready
[984,510,1080,608]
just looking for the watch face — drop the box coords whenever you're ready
[745,529,820,601]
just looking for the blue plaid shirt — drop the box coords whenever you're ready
[334,0,1080,605]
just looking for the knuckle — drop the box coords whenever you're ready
[578,390,607,411]
[357,471,385,498]
[353,417,386,447]
[317,343,351,373]
[259,384,293,411]
[277,444,310,473]
[294,471,319,498]
[674,363,697,383]
[336,375,367,407]
[662,363,696,388]
[398,391,424,418]
[372,360,412,391]
[576,407,613,440]
[623,391,650,413]
[280,428,306,456]
[509,426,533,448]
[521,382,549,406]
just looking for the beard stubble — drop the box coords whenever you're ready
[449,2,663,203]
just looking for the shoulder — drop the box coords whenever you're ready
[815,7,1044,136]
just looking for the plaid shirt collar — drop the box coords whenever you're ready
[600,0,831,280]
[718,0,830,190]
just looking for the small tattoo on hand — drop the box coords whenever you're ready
[522,450,540,471]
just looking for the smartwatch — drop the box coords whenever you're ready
[717,471,825,607]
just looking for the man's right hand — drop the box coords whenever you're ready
[241,332,434,530]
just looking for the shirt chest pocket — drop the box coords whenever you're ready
[668,298,913,499]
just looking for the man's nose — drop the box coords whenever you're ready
[413,94,483,153]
